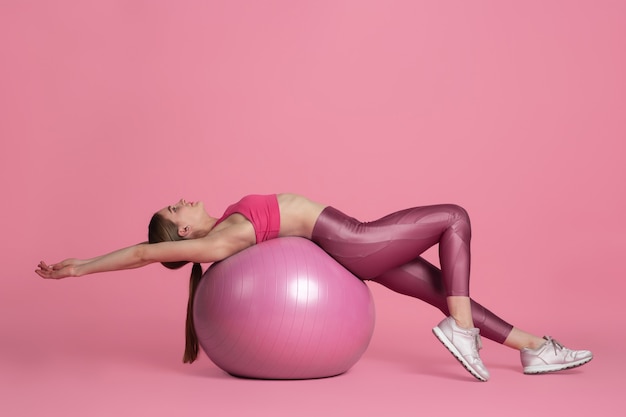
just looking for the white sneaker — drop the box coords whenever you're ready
[432,316,490,381]
[521,336,593,374]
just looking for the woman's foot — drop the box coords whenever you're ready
[521,336,593,374]
[433,316,490,381]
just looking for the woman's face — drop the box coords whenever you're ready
[158,199,206,237]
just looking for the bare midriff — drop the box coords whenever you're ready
[276,193,327,239]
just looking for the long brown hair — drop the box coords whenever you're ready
[148,213,203,364]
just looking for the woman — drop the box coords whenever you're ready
[36,193,592,381]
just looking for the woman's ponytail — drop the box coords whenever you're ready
[183,262,203,363]
[148,213,204,364]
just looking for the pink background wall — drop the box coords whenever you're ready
[1,1,624,416]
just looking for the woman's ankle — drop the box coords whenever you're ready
[447,296,475,329]
[452,316,475,329]
[504,328,546,350]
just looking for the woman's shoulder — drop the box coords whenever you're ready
[203,217,257,252]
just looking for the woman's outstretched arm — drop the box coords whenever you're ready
[37,243,152,279]
[36,225,255,279]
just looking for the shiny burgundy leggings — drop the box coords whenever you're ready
[311,205,513,344]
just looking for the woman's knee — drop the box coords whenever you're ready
[444,204,471,234]
[445,204,470,223]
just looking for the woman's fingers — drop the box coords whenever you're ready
[35,268,51,278]
[36,260,72,279]
[36,261,56,278]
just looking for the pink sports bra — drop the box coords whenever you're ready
[214,194,281,243]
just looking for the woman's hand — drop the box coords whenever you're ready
[35,259,82,279]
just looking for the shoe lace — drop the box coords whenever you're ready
[544,336,564,355]
[475,334,483,351]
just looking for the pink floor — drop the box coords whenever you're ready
[1,283,620,417]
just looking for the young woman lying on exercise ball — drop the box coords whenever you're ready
[36,193,593,381]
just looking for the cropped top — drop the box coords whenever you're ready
[214,194,281,243]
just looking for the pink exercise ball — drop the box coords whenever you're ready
[193,237,375,379]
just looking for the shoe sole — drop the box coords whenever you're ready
[523,356,593,374]
[432,326,488,382]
